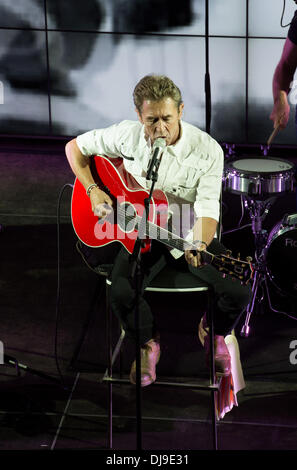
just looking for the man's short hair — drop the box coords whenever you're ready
[133,74,183,113]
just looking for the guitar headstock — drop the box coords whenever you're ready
[211,250,254,284]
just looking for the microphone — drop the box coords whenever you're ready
[146,138,166,180]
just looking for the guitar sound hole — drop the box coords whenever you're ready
[118,202,137,233]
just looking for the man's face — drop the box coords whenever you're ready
[136,97,184,146]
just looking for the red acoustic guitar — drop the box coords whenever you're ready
[71,155,253,284]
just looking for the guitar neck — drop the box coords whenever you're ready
[136,216,252,284]
[138,214,212,258]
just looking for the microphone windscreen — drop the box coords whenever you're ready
[154,138,166,149]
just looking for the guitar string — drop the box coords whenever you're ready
[114,205,191,252]
[91,171,250,280]
[104,205,250,271]
[93,205,250,280]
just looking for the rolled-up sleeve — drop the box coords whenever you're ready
[76,123,123,157]
[193,140,224,222]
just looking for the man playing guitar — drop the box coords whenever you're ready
[66,74,252,386]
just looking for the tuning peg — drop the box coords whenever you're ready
[246,256,252,262]
[226,250,232,257]
[237,253,241,260]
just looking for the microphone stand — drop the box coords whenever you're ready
[129,148,163,451]
[3,355,61,384]
[205,0,211,134]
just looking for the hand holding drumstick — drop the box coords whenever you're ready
[267,122,282,146]
[268,90,290,146]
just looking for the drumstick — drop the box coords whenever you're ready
[267,123,281,147]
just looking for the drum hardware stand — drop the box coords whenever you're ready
[240,195,278,337]
[223,143,236,158]
[260,144,270,157]
[244,196,276,259]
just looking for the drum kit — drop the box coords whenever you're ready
[223,150,297,336]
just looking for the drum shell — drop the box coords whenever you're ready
[264,215,297,298]
[223,157,295,197]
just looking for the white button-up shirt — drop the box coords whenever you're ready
[77,118,223,213]
[77,120,223,255]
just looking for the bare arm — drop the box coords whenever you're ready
[65,138,113,218]
[270,37,297,129]
[185,217,217,268]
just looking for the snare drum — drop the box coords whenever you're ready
[265,214,297,297]
[224,157,295,197]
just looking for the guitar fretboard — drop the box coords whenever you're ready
[122,210,192,253]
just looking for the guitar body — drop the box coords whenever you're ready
[71,155,168,253]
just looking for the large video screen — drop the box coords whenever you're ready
[0,0,296,145]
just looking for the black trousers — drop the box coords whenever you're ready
[110,239,252,345]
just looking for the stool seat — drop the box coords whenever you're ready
[103,264,210,292]
[146,265,209,292]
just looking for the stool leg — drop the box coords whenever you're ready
[106,282,113,449]
[207,292,218,450]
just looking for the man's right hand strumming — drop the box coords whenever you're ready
[89,187,113,220]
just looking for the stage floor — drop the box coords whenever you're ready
[0,139,297,451]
